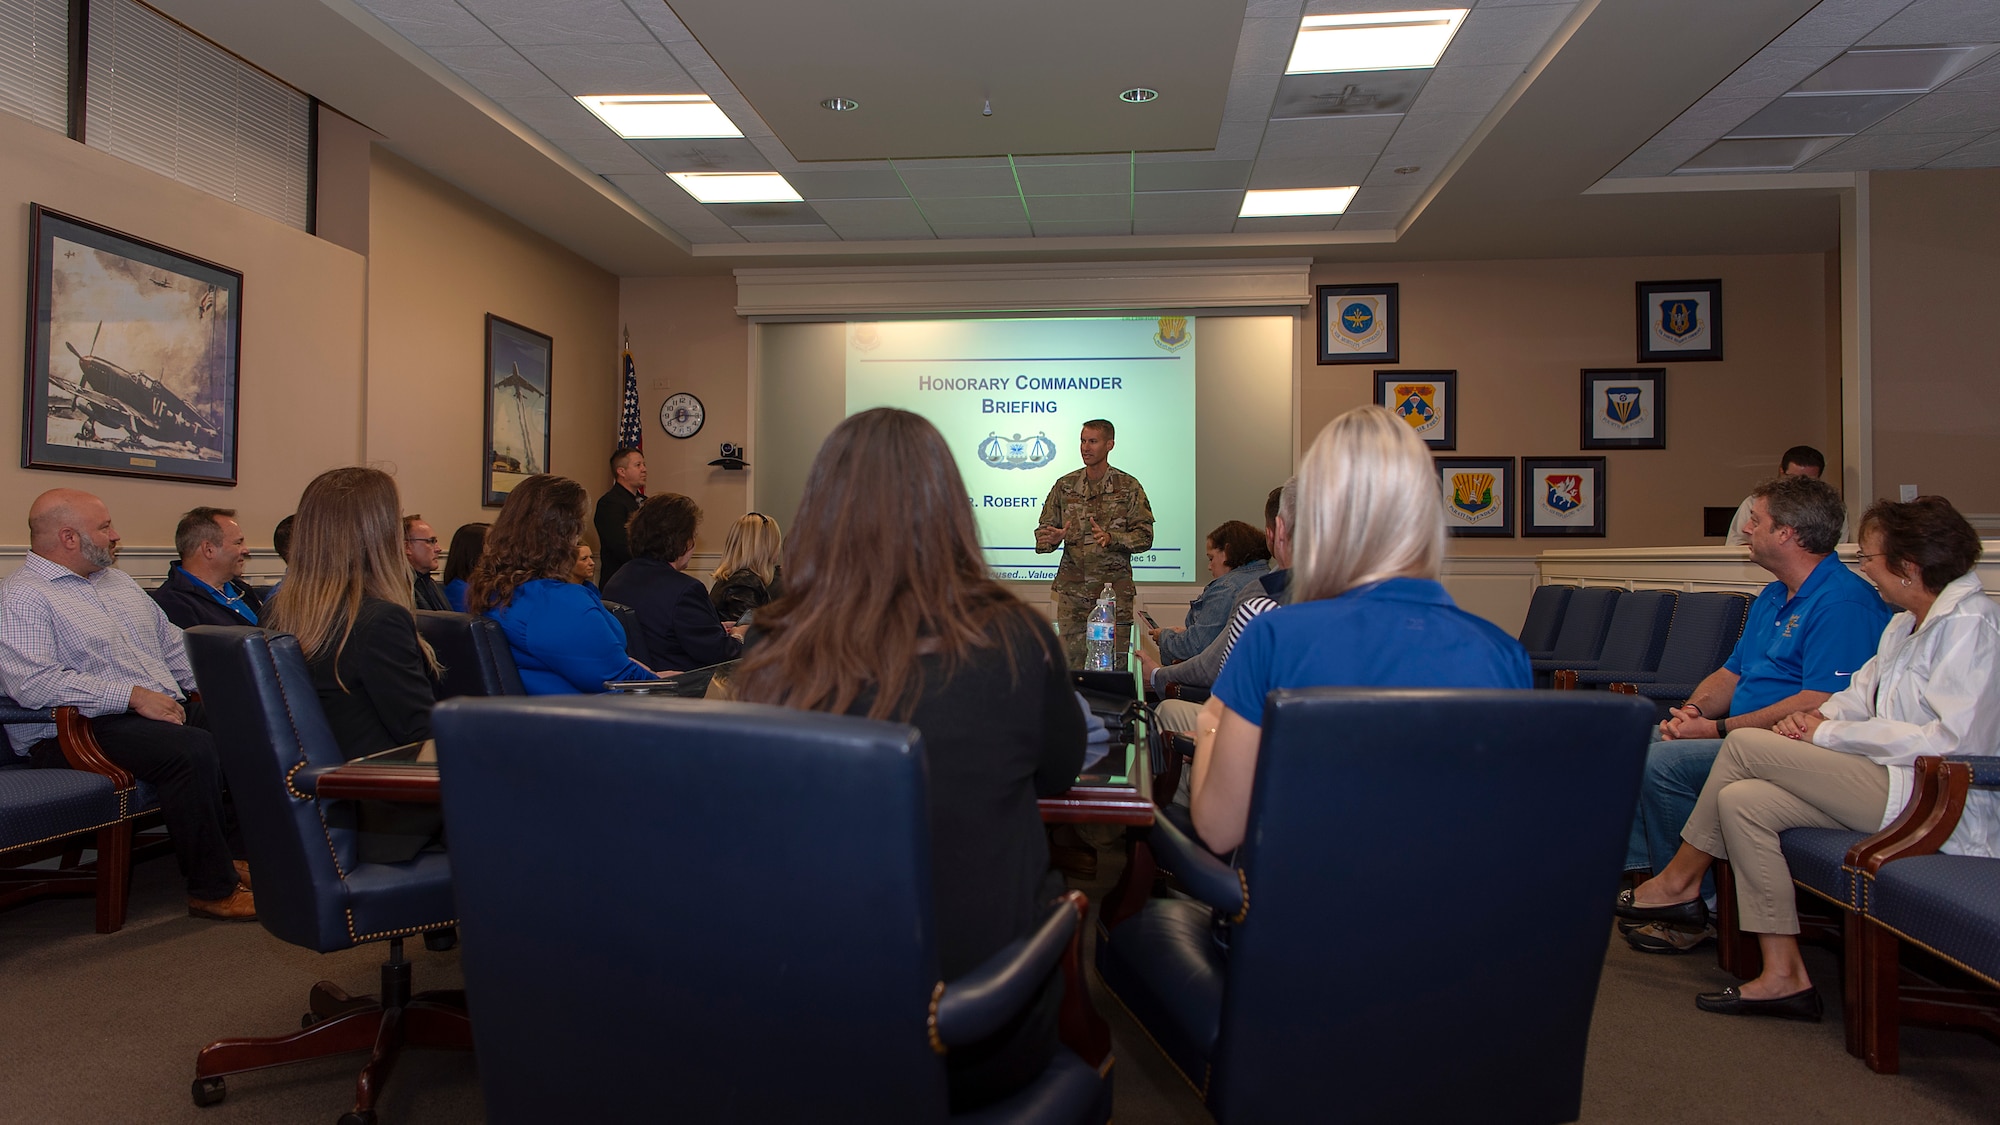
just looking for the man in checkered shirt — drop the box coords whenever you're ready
[0,489,254,920]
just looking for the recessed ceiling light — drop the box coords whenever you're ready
[667,172,802,204]
[1287,9,1469,74]
[820,97,858,112]
[575,95,743,139]
[1791,45,1999,96]
[1238,186,1358,217]
[1119,87,1159,103]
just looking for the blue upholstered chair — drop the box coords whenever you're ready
[1525,585,1621,667]
[0,696,161,932]
[1096,688,1655,1123]
[182,626,467,1123]
[1541,589,1676,689]
[431,694,1112,1124]
[1517,584,1574,655]
[414,610,525,698]
[1582,591,1752,716]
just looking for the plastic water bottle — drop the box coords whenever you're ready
[1087,584,1117,671]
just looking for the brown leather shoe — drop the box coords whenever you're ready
[232,860,253,891]
[188,886,257,921]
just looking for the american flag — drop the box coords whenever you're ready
[617,336,643,453]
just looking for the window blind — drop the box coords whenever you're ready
[85,0,310,230]
[0,0,68,135]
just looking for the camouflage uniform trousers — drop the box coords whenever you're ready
[1054,578,1137,670]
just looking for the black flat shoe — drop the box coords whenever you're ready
[1614,887,1708,926]
[1695,985,1822,1022]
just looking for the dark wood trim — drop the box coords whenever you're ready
[54,706,134,790]
[1055,890,1112,1069]
[305,96,319,235]
[66,0,89,142]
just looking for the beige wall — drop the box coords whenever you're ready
[366,149,620,545]
[0,110,366,550]
[1870,168,2000,516]
[1305,253,1836,555]
[618,275,748,554]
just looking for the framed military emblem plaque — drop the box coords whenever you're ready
[1636,279,1721,362]
[1579,368,1665,450]
[1316,283,1399,365]
[1434,456,1514,537]
[1522,457,1606,538]
[1375,369,1455,450]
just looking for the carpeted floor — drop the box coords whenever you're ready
[2,847,1996,1124]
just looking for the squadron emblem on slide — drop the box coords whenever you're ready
[978,431,1058,470]
[1153,316,1191,352]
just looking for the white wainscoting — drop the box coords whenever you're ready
[0,547,726,593]
[1534,543,2000,603]
[1440,556,1542,635]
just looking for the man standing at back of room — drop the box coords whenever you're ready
[1725,445,1826,545]
[595,447,647,586]
[1036,419,1154,668]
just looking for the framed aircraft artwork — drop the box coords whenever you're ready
[22,205,243,485]
[483,314,554,506]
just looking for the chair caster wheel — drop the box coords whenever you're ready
[338,1112,377,1125]
[191,1077,226,1107]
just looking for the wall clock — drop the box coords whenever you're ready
[659,392,705,439]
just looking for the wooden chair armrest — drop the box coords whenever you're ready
[54,707,134,790]
[1848,756,1971,875]
[1609,683,1639,695]
[1552,670,1577,690]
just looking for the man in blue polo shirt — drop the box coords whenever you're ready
[1623,475,1889,953]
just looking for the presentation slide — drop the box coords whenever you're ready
[844,317,1198,583]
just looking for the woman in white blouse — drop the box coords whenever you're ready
[1616,496,1998,1022]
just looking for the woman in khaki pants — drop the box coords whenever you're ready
[1617,497,2000,1021]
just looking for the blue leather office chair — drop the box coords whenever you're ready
[414,610,526,698]
[183,626,466,1125]
[1517,584,1574,654]
[1541,589,1676,688]
[1097,689,1655,1123]
[599,599,649,665]
[432,695,1112,1124]
[1578,591,1752,715]
[1525,585,1621,665]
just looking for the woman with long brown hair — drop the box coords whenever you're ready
[732,408,1084,1112]
[265,466,443,862]
[469,474,657,694]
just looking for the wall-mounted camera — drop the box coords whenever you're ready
[708,442,748,470]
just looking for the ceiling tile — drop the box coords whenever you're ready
[1132,190,1242,222]
[1859,0,2000,46]
[1244,0,1306,19]
[512,42,697,95]
[1411,64,1522,116]
[895,164,1022,197]
[1012,153,1133,166]
[1728,93,1919,138]
[915,196,1028,223]
[1347,183,1424,211]
[1377,110,1485,154]
[1248,154,1377,188]
[1362,160,1436,186]
[1872,89,2000,135]
[602,173,744,242]
[1704,46,1848,101]
[1232,214,1340,232]
[625,0,700,44]
[1222,67,1287,124]
[733,224,842,242]
[353,0,501,48]
[809,198,935,238]
[1271,70,1428,120]
[1799,130,1992,171]
[1233,14,1305,76]
[456,0,652,46]
[928,221,1036,238]
[1258,115,1402,160]
[887,156,1016,170]
[1440,4,1575,69]
[501,95,620,141]
[707,201,824,226]
[1926,131,2000,168]
[788,168,910,198]
[1767,0,1907,49]
[1336,211,1401,231]
[1030,219,1134,237]
[1025,194,1130,221]
[560,134,659,175]
[429,44,566,100]
[628,138,773,172]
[1133,160,1251,190]
[1015,163,1132,194]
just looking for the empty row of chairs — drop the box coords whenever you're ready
[1519,585,1752,714]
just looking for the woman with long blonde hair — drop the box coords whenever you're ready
[265,466,442,862]
[731,408,1083,1112]
[708,511,783,622]
[1188,405,1531,852]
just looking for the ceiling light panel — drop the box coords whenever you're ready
[1726,92,1920,138]
[1287,10,1469,74]
[1675,137,1842,173]
[577,94,744,138]
[1793,46,1997,95]
[667,171,802,203]
[1238,186,1358,216]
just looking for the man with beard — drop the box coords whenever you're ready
[0,489,254,920]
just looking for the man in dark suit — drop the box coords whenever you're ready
[594,447,647,585]
[150,507,265,629]
[404,514,451,612]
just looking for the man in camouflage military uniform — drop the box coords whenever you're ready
[1036,419,1155,668]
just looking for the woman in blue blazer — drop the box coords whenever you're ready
[467,475,657,695]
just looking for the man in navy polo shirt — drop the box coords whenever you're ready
[1623,474,1889,953]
